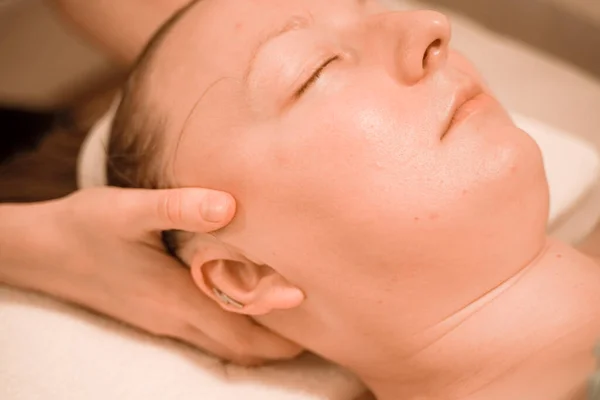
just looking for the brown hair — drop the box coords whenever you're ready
[107,1,204,257]
[106,1,201,190]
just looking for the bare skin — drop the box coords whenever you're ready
[115,0,600,398]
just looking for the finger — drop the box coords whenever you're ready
[114,187,236,234]
[179,324,264,366]
[239,321,304,361]
[206,316,304,362]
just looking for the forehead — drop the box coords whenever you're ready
[151,0,369,103]
[174,0,368,45]
[147,0,372,143]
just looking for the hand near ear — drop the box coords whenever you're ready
[0,187,302,365]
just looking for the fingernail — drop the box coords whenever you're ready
[201,192,231,223]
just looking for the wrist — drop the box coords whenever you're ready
[0,200,67,289]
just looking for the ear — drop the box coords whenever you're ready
[189,240,305,316]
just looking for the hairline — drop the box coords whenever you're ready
[113,0,206,255]
[108,0,206,189]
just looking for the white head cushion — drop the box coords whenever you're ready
[0,286,364,400]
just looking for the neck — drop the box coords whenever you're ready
[354,238,600,400]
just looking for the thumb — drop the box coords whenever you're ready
[112,187,236,234]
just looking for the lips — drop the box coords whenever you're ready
[440,82,483,139]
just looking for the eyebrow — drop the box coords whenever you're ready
[244,0,369,81]
[244,15,313,81]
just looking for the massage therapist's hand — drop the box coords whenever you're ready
[0,187,302,365]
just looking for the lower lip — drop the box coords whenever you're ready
[443,92,491,138]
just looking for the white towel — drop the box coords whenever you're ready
[0,286,365,400]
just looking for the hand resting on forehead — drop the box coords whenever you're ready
[106,0,600,399]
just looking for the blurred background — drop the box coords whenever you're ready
[0,0,115,109]
[1,0,600,199]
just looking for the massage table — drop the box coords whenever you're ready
[2,1,600,398]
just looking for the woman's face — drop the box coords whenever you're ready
[154,0,548,321]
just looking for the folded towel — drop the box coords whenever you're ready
[0,286,365,400]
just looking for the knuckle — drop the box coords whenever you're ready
[157,191,183,226]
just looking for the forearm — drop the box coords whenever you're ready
[49,0,192,65]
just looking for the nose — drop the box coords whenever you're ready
[369,10,451,85]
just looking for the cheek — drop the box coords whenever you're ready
[227,74,547,277]
[271,90,437,205]
[221,92,436,270]
[242,94,450,255]
[269,87,512,220]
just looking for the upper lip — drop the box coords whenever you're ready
[440,81,483,139]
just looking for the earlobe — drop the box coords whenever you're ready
[189,246,305,316]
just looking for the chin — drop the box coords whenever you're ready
[470,122,549,226]
[500,130,550,231]
[488,119,546,179]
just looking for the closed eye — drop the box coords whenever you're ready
[295,55,340,98]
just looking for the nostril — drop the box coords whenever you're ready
[423,39,442,69]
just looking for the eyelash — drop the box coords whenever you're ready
[295,55,340,98]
